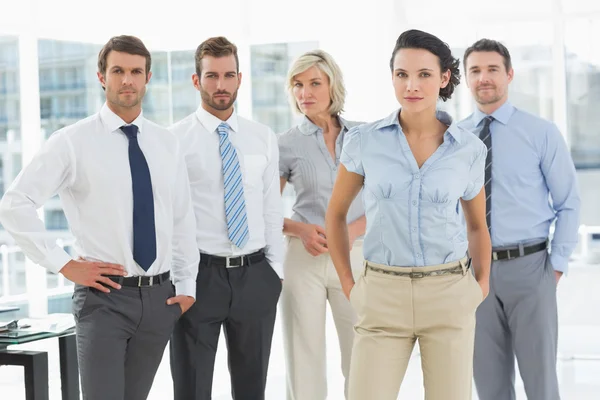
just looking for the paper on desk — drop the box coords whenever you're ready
[0,320,17,332]
[17,313,75,334]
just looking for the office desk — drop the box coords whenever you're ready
[0,329,78,400]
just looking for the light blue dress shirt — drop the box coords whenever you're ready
[458,102,580,273]
[341,109,487,267]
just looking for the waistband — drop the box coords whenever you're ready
[364,257,469,279]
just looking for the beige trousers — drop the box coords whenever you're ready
[281,236,364,400]
[348,258,483,400]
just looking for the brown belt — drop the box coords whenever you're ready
[365,258,469,279]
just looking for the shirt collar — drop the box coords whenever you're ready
[472,101,515,127]
[99,102,145,135]
[298,115,353,136]
[195,105,239,134]
[375,108,463,144]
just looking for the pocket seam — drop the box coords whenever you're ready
[349,275,363,305]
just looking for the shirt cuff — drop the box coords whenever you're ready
[174,278,197,299]
[269,261,284,279]
[549,253,569,275]
[43,246,73,274]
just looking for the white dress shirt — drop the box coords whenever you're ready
[0,103,199,297]
[170,106,284,277]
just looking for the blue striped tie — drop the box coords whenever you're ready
[217,122,249,249]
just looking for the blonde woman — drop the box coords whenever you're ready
[278,50,365,400]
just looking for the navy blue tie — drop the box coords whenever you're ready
[121,124,156,271]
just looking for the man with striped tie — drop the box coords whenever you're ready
[459,39,580,400]
[169,36,284,400]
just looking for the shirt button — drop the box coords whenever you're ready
[412,200,417,206]
[414,173,420,179]
[333,167,337,171]
[412,227,417,232]
[416,253,421,258]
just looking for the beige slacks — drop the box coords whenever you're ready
[281,236,364,400]
[348,258,483,400]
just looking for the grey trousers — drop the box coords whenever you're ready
[72,280,181,400]
[170,257,282,400]
[473,248,560,400]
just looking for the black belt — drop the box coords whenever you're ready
[106,271,170,287]
[492,241,547,261]
[199,250,265,268]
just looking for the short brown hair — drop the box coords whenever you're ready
[97,35,152,75]
[463,39,512,72]
[195,36,239,76]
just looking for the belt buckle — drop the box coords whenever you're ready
[411,271,424,279]
[225,256,243,268]
[137,276,154,287]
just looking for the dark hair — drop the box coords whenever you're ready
[389,29,460,102]
[195,36,239,76]
[463,39,512,72]
[97,35,151,75]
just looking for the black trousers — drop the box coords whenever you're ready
[170,256,282,400]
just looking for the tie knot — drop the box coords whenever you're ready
[484,116,494,127]
[121,124,139,140]
[217,123,230,136]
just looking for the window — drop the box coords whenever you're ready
[250,41,318,135]
[250,41,318,217]
[565,17,600,168]
[151,52,168,83]
[39,68,53,91]
[6,99,19,122]
[0,157,4,196]
[40,97,52,119]
[11,154,21,183]
[435,22,554,123]
[171,50,195,83]
[4,70,18,94]
[45,210,69,230]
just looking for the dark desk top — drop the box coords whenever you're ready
[0,306,19,314]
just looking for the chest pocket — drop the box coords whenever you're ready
[243,155,267,191]
[364,160,413,199]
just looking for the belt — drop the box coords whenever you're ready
[106,271,170,287]
[492,241,547,261]
[199,250,265,268]
[365,259,469,279]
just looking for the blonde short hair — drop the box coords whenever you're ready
[286,50,346,116]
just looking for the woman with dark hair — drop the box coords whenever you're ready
[325,29,492,400]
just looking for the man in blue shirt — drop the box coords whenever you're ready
[459,39,580,400]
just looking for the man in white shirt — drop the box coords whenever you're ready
[0,35,199,400]
[169,36,284,400]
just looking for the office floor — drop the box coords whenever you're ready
[2,262,599,399]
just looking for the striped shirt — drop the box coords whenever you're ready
[279,116,365,228]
